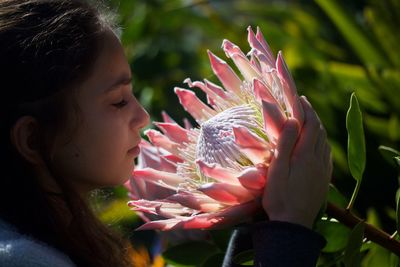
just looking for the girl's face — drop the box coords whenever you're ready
[51,30,149,193]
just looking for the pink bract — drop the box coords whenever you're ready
[127,26,304,231]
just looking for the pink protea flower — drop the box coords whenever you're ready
[127,26,304,231]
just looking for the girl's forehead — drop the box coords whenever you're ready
[78,30,131,96]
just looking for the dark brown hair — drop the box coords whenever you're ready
[0,0,133,266]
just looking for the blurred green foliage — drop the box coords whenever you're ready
[95,0,400,265]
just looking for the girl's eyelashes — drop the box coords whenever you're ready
[110,88,134,109]
[112,99,128,109]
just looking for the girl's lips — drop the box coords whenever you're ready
[128,146,140,156]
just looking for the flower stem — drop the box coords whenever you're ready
[326,202,400,256]
[346,181,360,211]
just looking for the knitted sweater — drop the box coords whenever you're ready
[223,221,326,267]
[0,219,76,267]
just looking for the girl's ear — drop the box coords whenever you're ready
[10,116,44,165]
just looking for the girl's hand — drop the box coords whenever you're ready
[262,96,332,228]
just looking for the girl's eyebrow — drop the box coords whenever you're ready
[104,74,132,92]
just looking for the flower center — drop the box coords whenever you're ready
[196,105,258,168]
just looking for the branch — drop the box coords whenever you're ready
[326,202,400,256]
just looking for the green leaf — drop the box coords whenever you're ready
[328,184,348,209]
[379,146,400,166]
[162,241,220,266]
[315,0,388,67]
[343,222,365,267]
[395,157,400,168]
[361,242,392,267]
[390,252,400,267]
[315,220,351,253]
[233,249,255,266]
[346,93,366,182]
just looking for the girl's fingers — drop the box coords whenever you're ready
[274,118,300,162]
[264,119,299,209]
[314,126,327,156]
[294,97,320,154]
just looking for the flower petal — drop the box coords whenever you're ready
[154,122,190,143]
[125,178,145,200]
[128,199,162,215]
[204,79,228,99]
[196,160,241,185]
[253,78,277,104]
[137,140,178,173]
[237,166,267,191]
[232,125,273,164]
[172,215,222,230]
[183,118,193,130]
[247,26,275,67]
[167,191,223,213]
[183,78,229,108]
[133,168,184,187]
[262,100,287,141]
[198,182,254,205]
[145,129,181,156]
[163,154,184,164]
[222,40,261,82]
[222,39,247,57]
[174,88,216,123]
[173,200,261,230]
[276,51,304,125]
[155,204,195,219]
[207,50,242,95]
[255,27,276,63]
[128,173,176,200]
[136,140,162,168]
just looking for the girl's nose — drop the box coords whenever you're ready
[131,97,150,130]
[138,105,150,130]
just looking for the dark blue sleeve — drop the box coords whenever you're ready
[222,221,326,267]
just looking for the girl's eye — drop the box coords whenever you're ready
[112,99,128,109]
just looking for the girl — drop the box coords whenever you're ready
[0,0,331,266]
